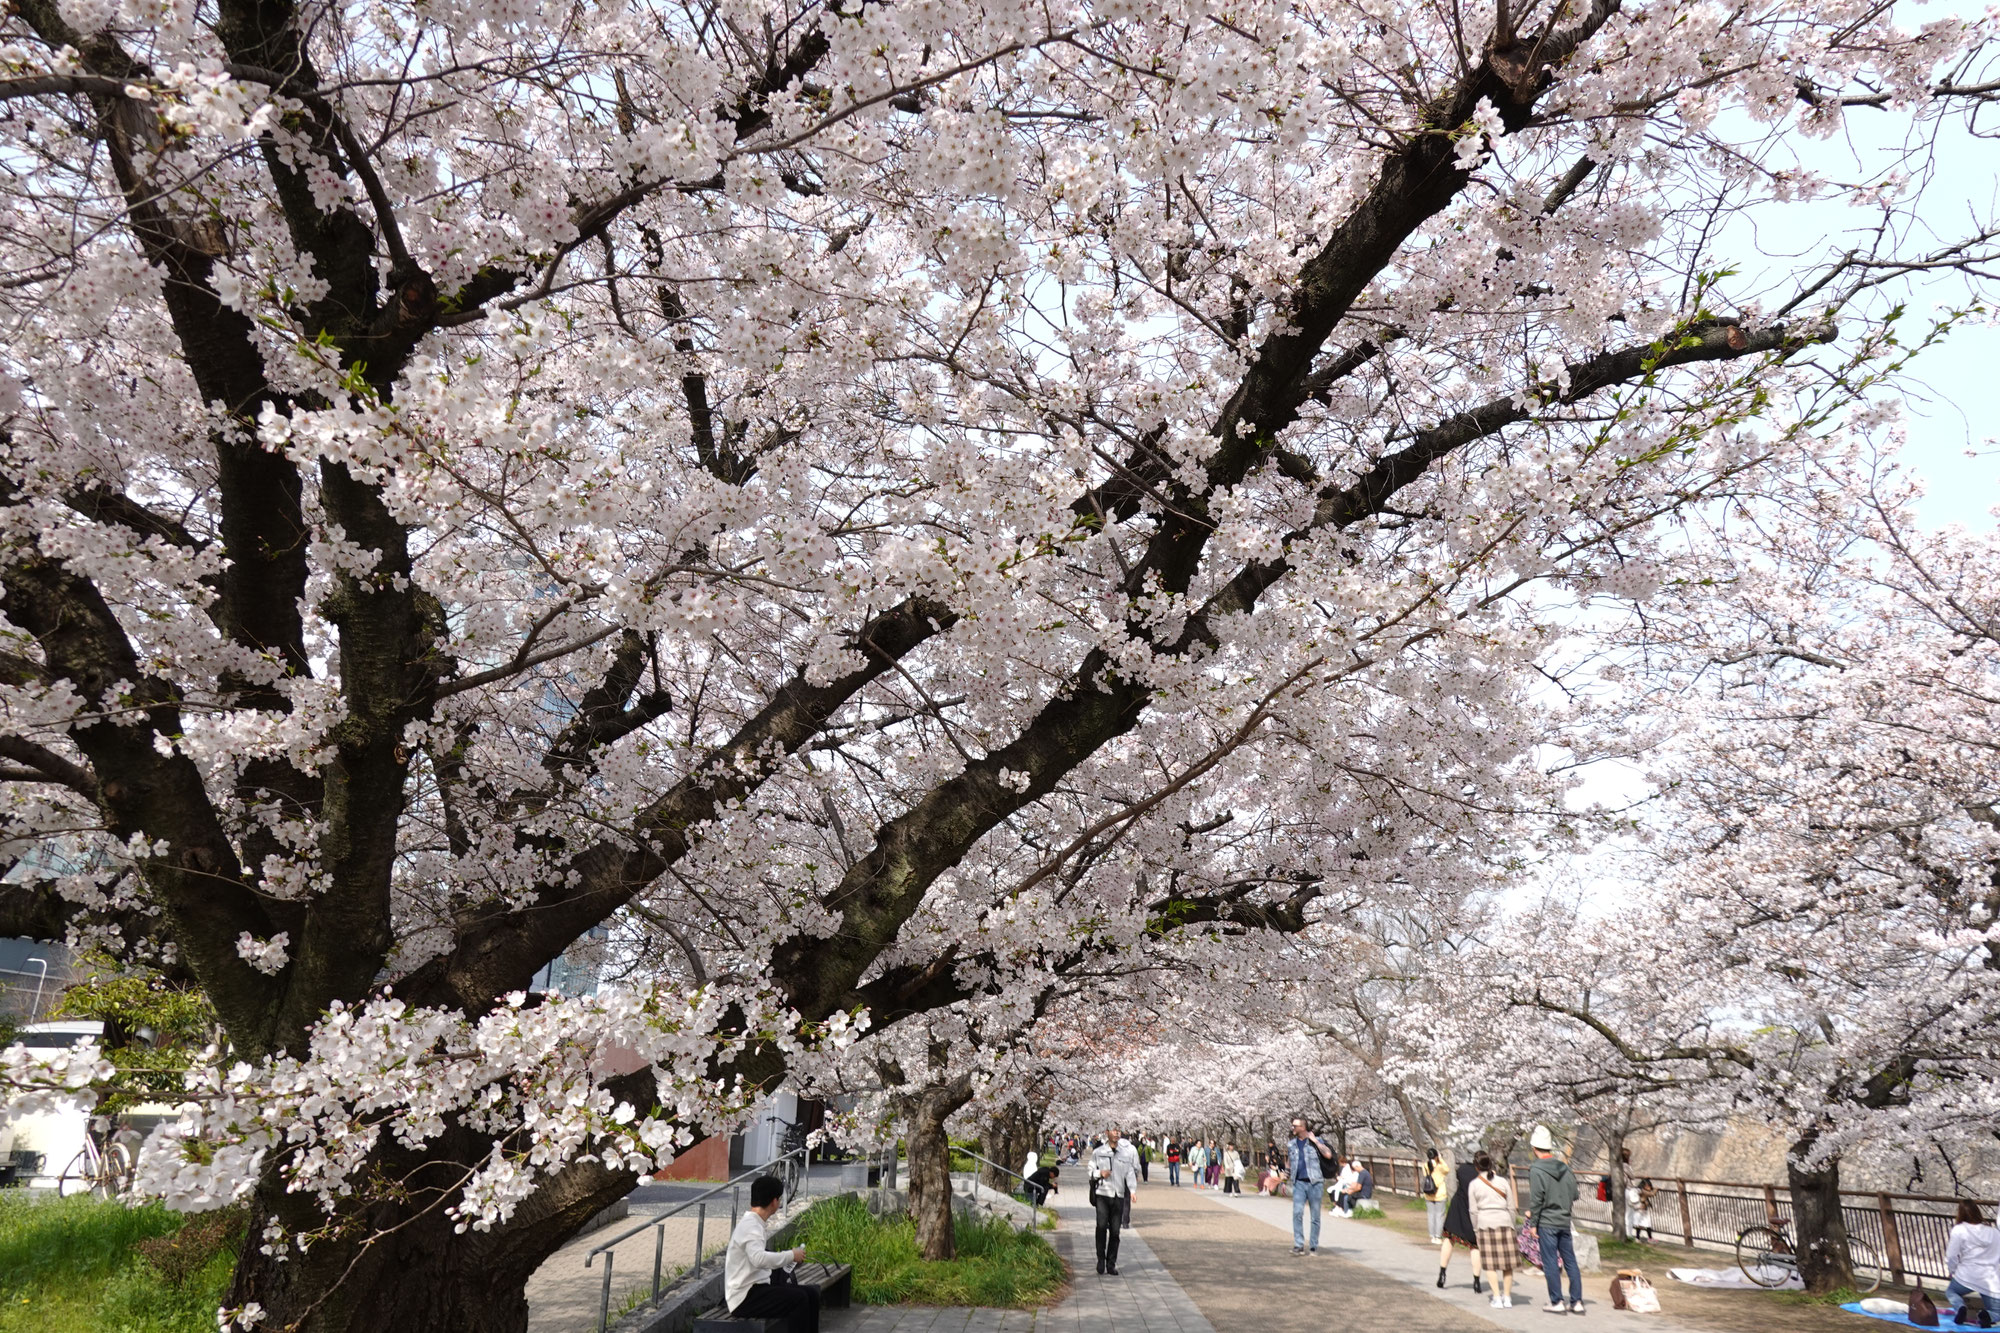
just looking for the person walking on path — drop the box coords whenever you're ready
[1438,1157,1483,1293]
[1089,1125,1141,1275]
[1526,1125,1585,1314]
[724,1175,818,1332]
[1222,1143,1244,1195]
[1421,1148,1452,1242]
[1208,1138,1222,1188]
[1189,1139,1208,1188]
[1166,1137,1182,1186]
[1470,1152,1518,1310]
[1947,1201,2000,1324]
[1286,1118,1335,1255]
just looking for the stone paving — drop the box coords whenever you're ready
[534,1169,1865,1333]
[825,1188,1215,1333]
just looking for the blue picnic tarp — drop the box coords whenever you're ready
[1839,1300,1972,1327]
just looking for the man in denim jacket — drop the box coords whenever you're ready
[1286,1118,1335,1255]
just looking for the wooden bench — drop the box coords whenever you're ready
[793,1262,852,1308]
[691,1263,853,1329]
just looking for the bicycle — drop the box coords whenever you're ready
[1735,1218,1882,1293]
[57,1132,134,1200]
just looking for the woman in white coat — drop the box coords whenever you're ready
[1948,1201,2000,1326]
[1222,1144,1245,1194]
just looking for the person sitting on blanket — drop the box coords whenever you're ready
[1948,1201,2000,1328]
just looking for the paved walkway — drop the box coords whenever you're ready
[825,1187,1215,1333]
[1133,1182,1502,1332]
[541,1171,1815,1333]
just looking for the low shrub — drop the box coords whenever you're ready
[794,1195,1065,1308]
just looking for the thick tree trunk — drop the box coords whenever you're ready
[1787,1133,1854,1293]
[980,1104,1030,1194]
[899,1074,974,1262]
[225,1141,635,1333]
[906,1112,955,1261]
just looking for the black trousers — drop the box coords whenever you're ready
[732,1281,820,1333]
[1223,1176,1240,1194]
[1094,1192,1125,1268]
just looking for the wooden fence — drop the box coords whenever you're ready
[1353,1152,1980,1286]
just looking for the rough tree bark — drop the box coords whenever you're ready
[980,1103,1032,1194]
[226,1130,636,1333]
[1787,1130,1855,1293]
[898,1074,976,1262]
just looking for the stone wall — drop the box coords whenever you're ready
[1575,1116,2000,1199]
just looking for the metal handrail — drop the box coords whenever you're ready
[952,1146,1031,1195]
[584,1144,808,1333]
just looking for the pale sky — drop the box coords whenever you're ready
[1708,25,2000,531]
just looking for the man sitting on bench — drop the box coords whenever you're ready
[725,1176,819,1332]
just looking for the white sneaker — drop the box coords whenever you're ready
[1490,1296,1506,1309]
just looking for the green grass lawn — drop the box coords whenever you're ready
[0,1193,240,1333]
[793,1195,1066,1308]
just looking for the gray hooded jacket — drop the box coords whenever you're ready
[1526,1155,1578,1230]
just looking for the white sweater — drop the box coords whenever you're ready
[1948,1222,2000,1296]
[1469,1175,1516,1231]
[724,1209,795,1313]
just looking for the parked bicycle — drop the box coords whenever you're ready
[1735,1218,1882,1292]
[57,1128,134,1200]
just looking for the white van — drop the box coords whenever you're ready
[1,1020,110,1191]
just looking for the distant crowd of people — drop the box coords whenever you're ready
[1027,1120,2000,1323]
[1028,1119,1661,1314]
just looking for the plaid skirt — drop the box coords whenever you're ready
[1476,1227,1516,1273]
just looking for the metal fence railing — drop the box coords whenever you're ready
[583,1145,808,1333]
[1352,1152,1982,1287]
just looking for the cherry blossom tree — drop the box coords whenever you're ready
[1,0,1995,1323]
[1651,467,2000,1284]
[1468,448,2000,1287]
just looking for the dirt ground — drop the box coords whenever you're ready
[1357,1194,1892,1333]
[1133,1184,1506,1332]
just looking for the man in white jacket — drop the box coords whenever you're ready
[1088,1126,1142,1276]
[724,1175,817,1331]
